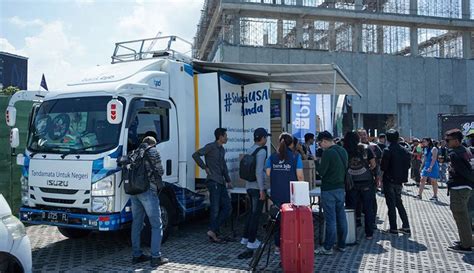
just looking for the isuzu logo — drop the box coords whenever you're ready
[47,180,69,187]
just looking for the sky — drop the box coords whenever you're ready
[0,0,205,90]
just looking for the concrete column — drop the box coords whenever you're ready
[410,0,418,56]
[410,0,417,15]
[462,0,470,19]
[309,22,315,49]
[327,0,336,51]
[462,0,472,58]
[376,26,384,53]
[462,32,472,59]
[329,22,337,51]
[296,19,304,48]
[410,28,419,56]
[277,19,284,46]
[233,15,240,45]
[352,0,363,52]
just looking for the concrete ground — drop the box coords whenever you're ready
[27,181,474,272]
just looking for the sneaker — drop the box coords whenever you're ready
[274,247,280,255]
[417,195,422,200]
[247,239,261,250]
[398,228,411,235]
[429,196,438,201]
[132,254,151,264]
[240,237,249,245]
[382,229,399,235]
[447,245,472,253]
[150,257,169,267]
[336,247,346,252]
[452,240,461,246]
[314,247,333,255]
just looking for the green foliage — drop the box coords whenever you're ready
[1,86,20,95]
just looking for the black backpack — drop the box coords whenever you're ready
[124,145,154,195]
[239,146,266,182]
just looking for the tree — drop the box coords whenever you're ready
[1,86,20,95]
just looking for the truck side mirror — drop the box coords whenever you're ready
[10,128,19,148]
[104,155,118,169]
[107,98,123,124]
[6,106,17,127]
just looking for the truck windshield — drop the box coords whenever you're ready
[27,96,125,154]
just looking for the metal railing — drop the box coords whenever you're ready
[111,36,193,64]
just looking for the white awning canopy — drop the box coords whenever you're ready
[193,61,362,97]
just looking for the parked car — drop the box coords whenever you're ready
[0,194,32,273]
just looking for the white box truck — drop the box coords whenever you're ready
[5,36,361,240]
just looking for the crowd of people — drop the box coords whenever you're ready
[127,126,474,267]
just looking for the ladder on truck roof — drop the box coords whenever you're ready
[111,36,193,64]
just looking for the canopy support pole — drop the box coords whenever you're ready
[332,71,337,135]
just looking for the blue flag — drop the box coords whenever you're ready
[40,74,48,91]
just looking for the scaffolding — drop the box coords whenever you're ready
[194,0,473,60]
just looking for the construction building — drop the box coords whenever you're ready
[193,0,474,138]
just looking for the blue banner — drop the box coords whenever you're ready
[291,94,316,154]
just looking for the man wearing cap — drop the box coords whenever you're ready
[314,131,348,255]
[238,128,269,258]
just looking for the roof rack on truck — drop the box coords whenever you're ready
[111,36,193,64]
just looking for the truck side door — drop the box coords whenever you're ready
[126,99,178,184]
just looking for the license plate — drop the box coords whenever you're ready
[45,212,68,223]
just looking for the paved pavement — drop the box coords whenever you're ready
[28,181,474,272]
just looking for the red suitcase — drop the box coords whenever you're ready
[280,203,314,273]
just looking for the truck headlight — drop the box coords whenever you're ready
[20,176,29,206]
[92,197,114,213]
[2,215,26,240]
[20,175,28,192]
[92,175,115,196]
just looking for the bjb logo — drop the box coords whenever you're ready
[292,94,311,129]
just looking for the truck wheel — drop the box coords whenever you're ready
[141,194,176,245]
[0,253,23,273]
[58,227,92,238]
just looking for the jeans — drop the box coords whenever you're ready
[321,189,348,250]
[347,182,375,237]
[439,163,448,183]
[130,188,163,258]
[243,189,265,243]
[207,180,232,233]
[383,183,409,230]
[450,188,473,249]
[411,159,422,183]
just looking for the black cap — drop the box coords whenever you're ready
[254,128,271,139]
[317,131,333,141]
[386,129,399,143]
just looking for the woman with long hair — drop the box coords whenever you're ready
[418,137,440,201]
[343,131,377,239]
[265,132,304,255]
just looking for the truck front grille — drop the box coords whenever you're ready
[39,188,79,194]
[42,197,75,204]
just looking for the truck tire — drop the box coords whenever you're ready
[58,227,92,238]
[0,253,23,273]
[141,194,176,245]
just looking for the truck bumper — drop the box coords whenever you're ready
[19,207,128,231]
